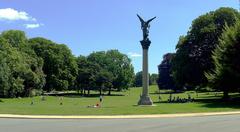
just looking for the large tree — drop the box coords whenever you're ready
[76,55,101,95]
[0,38,25,97]
[158,53,176,90]
[172,7,240,88]
[94,69,113,95]
[106,50,134,91]
[87,50,134,93]
[206,21,240,99]
[0,30,45,97]
[29,37,78,91]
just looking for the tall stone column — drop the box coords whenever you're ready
[138,39,153,105]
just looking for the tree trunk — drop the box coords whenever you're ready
[25,85,32,97]
[223,90,229,100]
[87,87,90,95]
[83,88,86,96]
[80,88,83,96]
[100,84,103,95]
[108,87,111,95]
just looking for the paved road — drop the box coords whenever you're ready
[1,114,240,132]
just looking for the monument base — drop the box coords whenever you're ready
[138,95,153,105]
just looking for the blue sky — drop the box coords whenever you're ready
[0,0,238,74]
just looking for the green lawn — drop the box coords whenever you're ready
[0,85,240,115]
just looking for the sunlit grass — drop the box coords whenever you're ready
[0,85,240,115]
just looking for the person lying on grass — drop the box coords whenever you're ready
[87,103,101,108]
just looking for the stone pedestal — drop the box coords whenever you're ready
[138,40,153,105]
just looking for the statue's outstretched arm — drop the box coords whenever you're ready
[146,16,156,24]
[137,14,145,24]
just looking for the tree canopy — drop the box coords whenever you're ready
[158,53,176,90]
[29,37,78,91]
[172,7,240,88]
[0,30,45,97]
[76,50,134,95]
[0,30,135,98]
[206,20,240,99]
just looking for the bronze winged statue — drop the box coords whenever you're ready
[137,14,156,41]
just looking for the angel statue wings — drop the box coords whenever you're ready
[137,14,156,41]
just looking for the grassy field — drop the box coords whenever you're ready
[0,85,240,115]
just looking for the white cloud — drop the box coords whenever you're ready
[0,8,36,21]
[24,23,43,29]
[128,52,142,58]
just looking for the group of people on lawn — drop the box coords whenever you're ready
[166,93,195,103]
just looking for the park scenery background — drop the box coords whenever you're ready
[1,1,240,115]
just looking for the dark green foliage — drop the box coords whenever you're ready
[29,37,78,91]
[87,50,134,91]
[76,56,101,95]
[150,74,158,85]
[0,30,134,97]
[158,53,176,90]
[172,7,240,89]
[133,71,152,87]
[76,50,134,95]
[0,31,45,97]
[206,21,240,99]
[94,69,113,95]
[1,30,27,48]
[134,71,143,87]
[106,50,134,90]
[0,38,24,97]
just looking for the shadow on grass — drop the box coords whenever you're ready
[150,91,184,95]
[195,97,240,109]
[154,96,240,109]
[0,100,3,103]
[48,93,125,98]
[200,93,239,98]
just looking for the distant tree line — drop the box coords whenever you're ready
[0,30,135,97]
[133,71,158,87]
[157,7,240,99]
